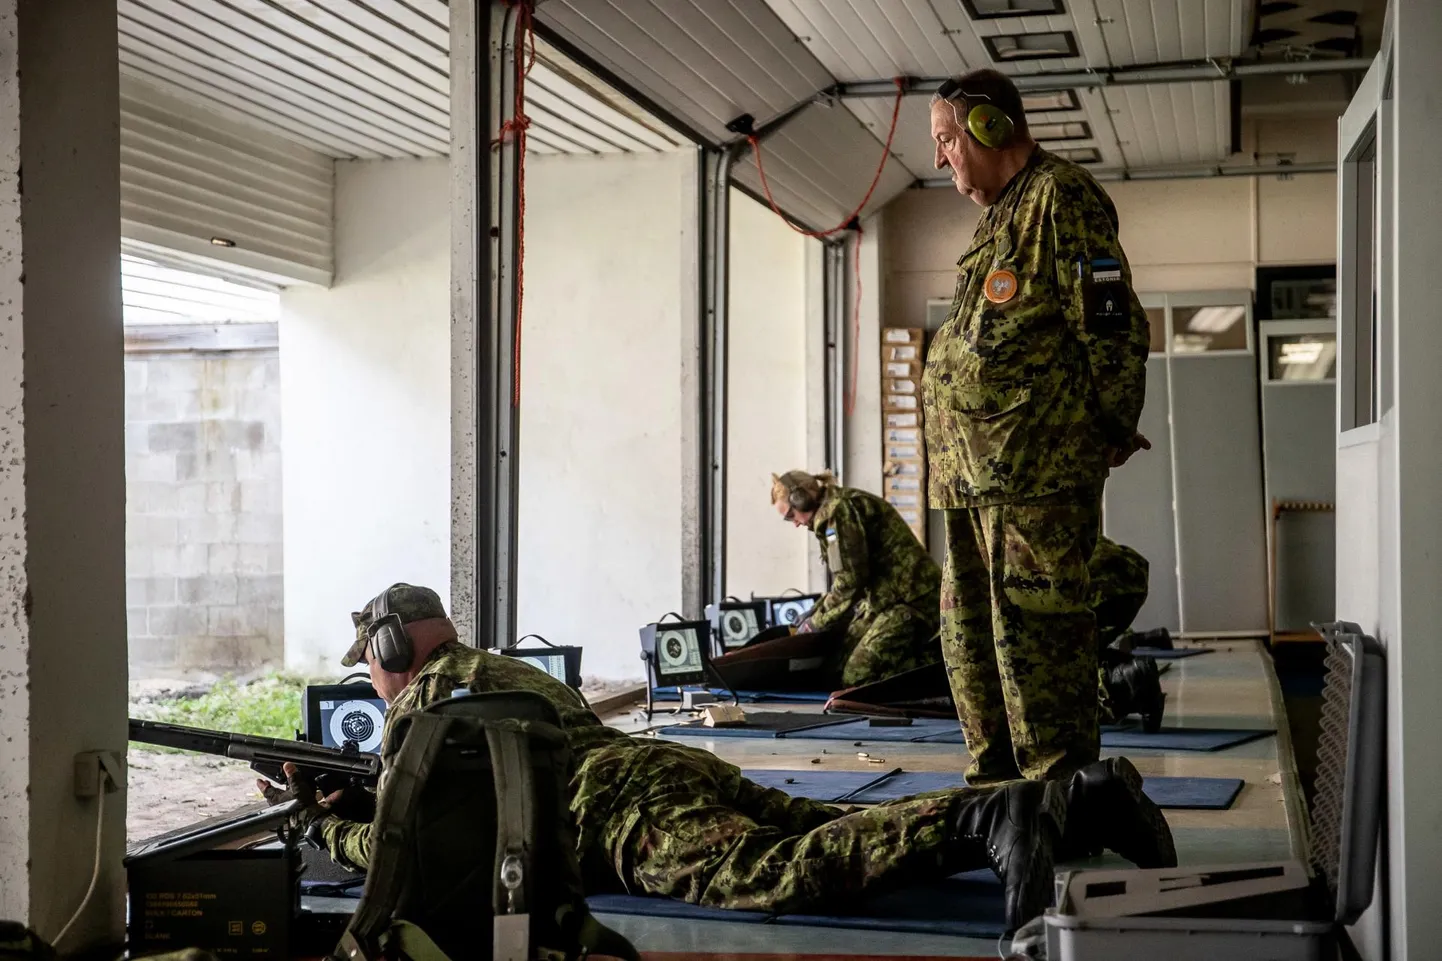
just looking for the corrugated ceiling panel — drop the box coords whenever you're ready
[789,0,1246,173]
[538,0,835,143]
[731,102,914,230]
[118,0,674,159]
[122,254,280,326]
[1106,81,1231,167]
[120,76,335,287]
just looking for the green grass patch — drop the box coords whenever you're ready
[131,673,311,750]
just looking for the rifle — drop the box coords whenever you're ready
[128,717,382,792]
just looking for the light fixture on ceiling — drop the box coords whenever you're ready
[1053,146,1101,164]
[210,237,236,248]
[983,31,1079,61]
[1032,120,1092,141]
[1021,89,1080,112]
[963,0,1065,20]
[1185,306,1248,333]
[1278,341,1326,365]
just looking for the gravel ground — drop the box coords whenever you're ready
[125,673,645,845]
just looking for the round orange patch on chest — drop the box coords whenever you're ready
[983,269,1018,304]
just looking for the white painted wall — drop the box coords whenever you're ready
[279,159,451,674]
[726,190,812,598]
[1337,7,1442,956]
[515,151,690,681]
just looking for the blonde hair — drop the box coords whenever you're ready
[770,470,835,510]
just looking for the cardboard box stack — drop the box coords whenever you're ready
[881,327,927,546]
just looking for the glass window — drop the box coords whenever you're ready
[963,0,1064,18]
[1171,305,1249,353]
[1269,278,1336,320]
[1267,333,1338,382]
[1146,307,1166,353]
[983,31,1078,61]
[1021,90,1079,112]
[1341,128,1377,429]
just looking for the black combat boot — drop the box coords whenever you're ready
[1104,655,1165,733]
[1062,757,1176,868]
[1130,626,1173,650]
[950,780,1066,933]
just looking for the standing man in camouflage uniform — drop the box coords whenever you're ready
[771,469,942,686]
[922,70,1151,785]
[260,584,1173,933]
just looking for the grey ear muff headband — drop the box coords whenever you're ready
[367,589,414,673]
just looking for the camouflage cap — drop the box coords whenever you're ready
[341,583,448,667]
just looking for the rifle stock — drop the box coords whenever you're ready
[129,717,381,787]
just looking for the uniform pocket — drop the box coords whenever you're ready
[924,381,1034,495]
[942,381,1032,421]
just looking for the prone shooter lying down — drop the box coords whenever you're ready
[262,583,1176,933]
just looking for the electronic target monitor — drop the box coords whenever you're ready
[303,683,388,754]
[638,618,711,688]
[761,592,822,629]
[705,599,768,653]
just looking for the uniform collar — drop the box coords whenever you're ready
[808,485,841,530]
[959,145,1046,262]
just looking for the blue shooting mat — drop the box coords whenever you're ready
[589,867,1008,940]
[1141,776,1245,810]
[786,717,956,742]
[668,714,1273,753]
[651,686,833,704]
[1132,647,1208,659]
[1098,726,1274,751]
[913,724,1274,752]
[742,768,1244,810]
[655,712,858,739]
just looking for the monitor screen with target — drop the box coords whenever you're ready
[303,683,388,754]
[499,644,583,689]
[638,619,711,687]
[762,593,822,629]
[705,600,767,652]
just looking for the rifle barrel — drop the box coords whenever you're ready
[128,717,381,780]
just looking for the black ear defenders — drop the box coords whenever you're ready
[367,590,415,673]
[778,471,822,514]
[787,484,820,514]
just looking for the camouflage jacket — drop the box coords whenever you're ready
[805,485,941,633]
[320,642,632,870]
[921,147,1149,507]
[1088,535,1149,608]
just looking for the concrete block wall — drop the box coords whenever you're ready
[125,348,284,672]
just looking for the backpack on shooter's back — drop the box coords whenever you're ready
[332,690,637,961]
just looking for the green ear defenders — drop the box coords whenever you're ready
[935,80,1015,150]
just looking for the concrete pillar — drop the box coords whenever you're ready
[0,0,126,947]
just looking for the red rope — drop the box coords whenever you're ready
[491,0,535,408]
[744,77,905,239]
[847,225,862,418]
[746,78,904,419]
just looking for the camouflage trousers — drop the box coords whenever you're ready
[940,493,1102,784]
[834,592,942,688]
[577,740,986,913]
[1089,539,1149,723]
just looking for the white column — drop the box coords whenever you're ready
[0,0,126,947]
